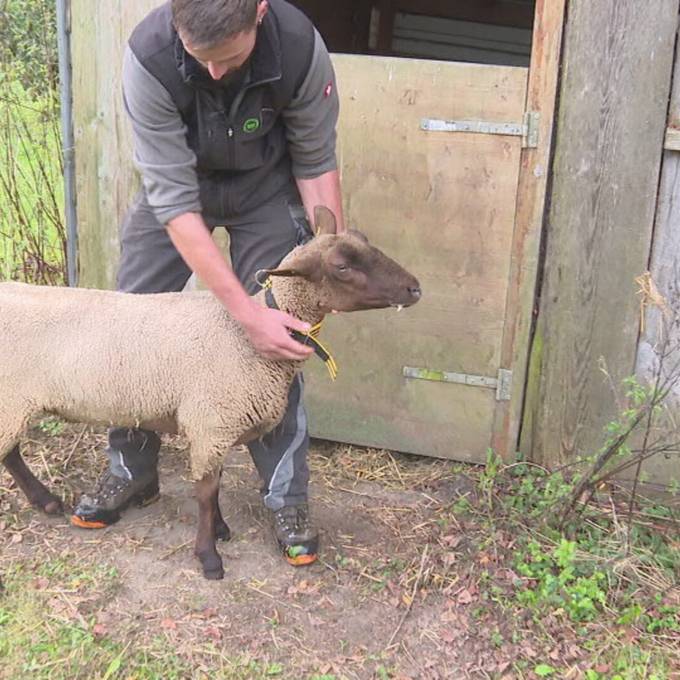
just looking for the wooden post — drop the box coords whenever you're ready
[71,1,162,289]
[634,32,680,484]
[490,0,566,458]
[376,0,396,53]
[521,0,680,465]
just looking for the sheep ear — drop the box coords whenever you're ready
[257,252,321,283]
[313,206,337,236]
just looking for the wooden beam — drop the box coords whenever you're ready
[635,33,680,485]
[395,0,535,29]
[376,0,397,53]
[665,128,680,151]
[490,0,566,458]
[520,0,679,466]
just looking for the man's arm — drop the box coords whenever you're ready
[296,169,345,233]
[166,212,313,360]
[282,30,345,232]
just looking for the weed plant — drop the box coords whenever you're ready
[0,0,66,283]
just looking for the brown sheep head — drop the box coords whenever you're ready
[264,206,422,314]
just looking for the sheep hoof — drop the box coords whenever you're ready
[31,494,63,516]
[42,498,64,515]
[196,552,224,580]
[203,566,224,581]
[215,522,231,542]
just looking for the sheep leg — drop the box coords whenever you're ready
[213,480,231,542]
[2,445,63,515]
[194,469,224,580]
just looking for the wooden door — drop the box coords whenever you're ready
[305,56,529,462]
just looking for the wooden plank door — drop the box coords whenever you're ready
[305,56,529,462]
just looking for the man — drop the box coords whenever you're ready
[71,0,344,566]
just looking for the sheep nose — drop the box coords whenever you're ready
[408,286,422,301]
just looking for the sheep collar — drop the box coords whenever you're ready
[260,278,338,381]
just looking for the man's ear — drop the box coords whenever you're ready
[256,1,269,24]
[313,206,337,236]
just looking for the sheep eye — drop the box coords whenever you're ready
[336,264,350,272]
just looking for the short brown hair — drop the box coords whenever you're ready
[172,0,259,47]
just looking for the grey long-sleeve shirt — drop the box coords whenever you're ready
[122,29,339,225]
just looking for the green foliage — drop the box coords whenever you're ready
[0,0,65,283]
[37,415,66,436]
[0,0,59,97]
[514,538,608,622]
[460,437,678,675]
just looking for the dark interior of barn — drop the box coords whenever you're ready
[289,0,536,66]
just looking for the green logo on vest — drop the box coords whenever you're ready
[243,118,260,133]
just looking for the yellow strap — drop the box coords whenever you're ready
[257,274,338,380]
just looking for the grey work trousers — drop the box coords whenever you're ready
[107,185,314,511]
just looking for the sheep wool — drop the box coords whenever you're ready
[0,281,297,480]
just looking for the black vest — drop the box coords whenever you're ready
[128,0,315,217]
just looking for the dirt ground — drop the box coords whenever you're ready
[1,423,492,679]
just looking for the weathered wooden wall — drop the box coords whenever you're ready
[521,0,680,466]
[634,38,680,483]
[71,1,155,289]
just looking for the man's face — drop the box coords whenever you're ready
[179,1,268,82]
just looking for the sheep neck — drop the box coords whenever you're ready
[266,276,326,326]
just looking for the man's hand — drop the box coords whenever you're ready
[237,299,315,361]
[166,213,314,361]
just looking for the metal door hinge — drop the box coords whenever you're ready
[403,366,513,401]
[421,111,539,149]
[523,111,540,148]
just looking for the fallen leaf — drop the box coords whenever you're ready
[160,618,178,631]
[442,553,457,567]
[457,588,474,605]
[440,628,459,643]
[92,623,107,638]
[442,534,462,548]
[204,626,222,641]
[11,533,22,544]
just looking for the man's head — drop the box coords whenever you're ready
[172,0,269,81]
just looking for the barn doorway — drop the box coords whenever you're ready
[291,0,535,66]
[294,1,545,463]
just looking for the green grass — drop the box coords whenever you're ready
[0,556,125,680]
[0,554,292,680]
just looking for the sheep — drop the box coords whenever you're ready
[0,206,421,579]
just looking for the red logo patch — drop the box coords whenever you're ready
[324,81,333,98]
